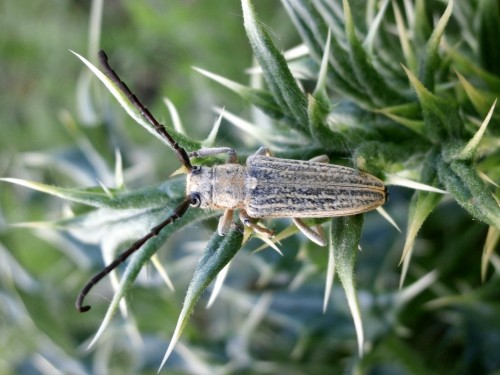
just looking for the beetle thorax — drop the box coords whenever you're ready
[186,164,247,210]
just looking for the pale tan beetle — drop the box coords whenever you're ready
[76,51,387,313]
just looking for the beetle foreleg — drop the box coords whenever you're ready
[292,218,326,246]
[189,147,237,163]
[217,209,234,236]
[239,210,274,237]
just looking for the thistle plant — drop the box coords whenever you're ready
[1,0,499,373]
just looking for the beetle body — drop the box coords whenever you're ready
[187,153,387,218]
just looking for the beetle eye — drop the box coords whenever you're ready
[190,193,201,207]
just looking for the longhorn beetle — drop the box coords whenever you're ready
[75,50,387,313]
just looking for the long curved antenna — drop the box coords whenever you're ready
[98,50,193,171]
[76,195,194,312]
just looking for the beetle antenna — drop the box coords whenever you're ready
[76,195,194,313]
[98,50,192,171]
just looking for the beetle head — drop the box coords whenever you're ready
[186,166,212,209]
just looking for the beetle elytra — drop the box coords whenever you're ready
[76,50,387,312]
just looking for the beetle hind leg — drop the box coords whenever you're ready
[292,218,326,246]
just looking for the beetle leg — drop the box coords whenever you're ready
[217,209,234,236]
[189,147,238,163]
[239,210,274,237]
[309,155,329,163]
[292,218,326,246]
[254,147,273,157]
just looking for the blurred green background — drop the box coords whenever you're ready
[1,1,499,375]
[0,1,302,374]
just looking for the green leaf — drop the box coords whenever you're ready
[456,99,497,161]
[392,0,417,72]
[331,214,364,355]
[241,0,309,133]
[400,149,443,287]
[281,0,329,62]
[403,65,463,142]
[447,47,500,91]
[1,177,187,210]
[342,0,401,107]
[159,223,243,370]
[376,107,426,137]
[481,226,500,282]
[478,0,500,76]
[1,177,117,208]
[324,220,336,313]
[418,0,453,90]
[282,0,374,105]
[87,206,220,348]
[72,51,201,152]
[413,0,432,46]
[313,28,331,99]
[456,71,498,118]
[308,95,345,150]
[353,141,421,178]
[193,67,285,120]
[437,157,500,228]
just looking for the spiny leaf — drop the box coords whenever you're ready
[481,226,500,282]
[87,207,219,348]
[456,71,498,117]
[159,223,243,371]
[193,67,285,120]
[363,0,390,53]
[419,0,453,90]
[331,214,364,355]
[282,0,373,105]
[353,141,421,179]
[403,65,463,142]
[2,177,192,212]
[478,0,500,76]
[323,221,335,313]
[447,47,500,91]
[437,157,500,228]
[313,29,331,99]
[162,98,186,136]
[392,0,417,72]
[241,0,309,133]
[343,0,400,106]
[1,177,117,208]
[281,0,329,62]
[400,150,443,287]
[376,108,426,137]
[456,99,496,161]
[308,95,344,150]
[213,107,307,149]
[385,175,448,194]
[413,0,432,46]
[72,51,201,152]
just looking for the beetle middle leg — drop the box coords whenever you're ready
[239,210,274,237]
